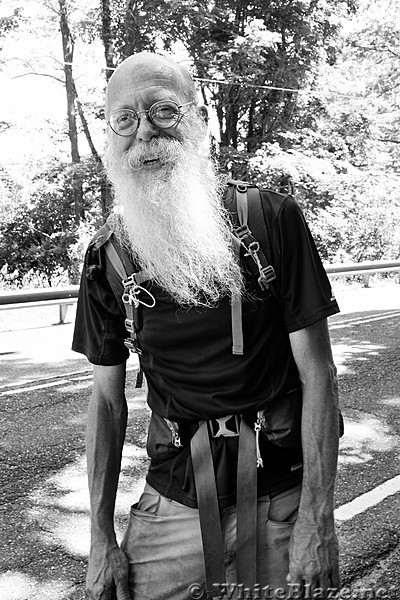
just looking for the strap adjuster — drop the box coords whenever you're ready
[124,318,135,333]
[234,224,252,242]
[123,338,142,355]
[258,265,276,290]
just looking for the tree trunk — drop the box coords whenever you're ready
[101,0,116,82]
[59,0,84,224]
[124,0,137,59]
[99,0,119,220]
[72,81,110,221]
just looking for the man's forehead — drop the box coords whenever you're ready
[106,53,194,109]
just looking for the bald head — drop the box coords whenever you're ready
[105,52,197,118]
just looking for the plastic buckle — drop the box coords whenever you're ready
[234,224,251,241]
[124,318,135,333]
[258,265,276,290]
[209,415,240,438]
[122,274,137,289]
[123,338,142,355]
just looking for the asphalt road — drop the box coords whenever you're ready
[0,280,399,600]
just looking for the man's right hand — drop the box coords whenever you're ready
[86,543,132,600]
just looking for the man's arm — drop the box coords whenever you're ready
[288,318,340,592]
[86,363,132,600]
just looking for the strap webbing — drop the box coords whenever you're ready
[236,185,248,226]
[236,420,258,587]
[191,422,225,599]
[231,234,243,355]
[104,241,127,281]
[102,233,149,387]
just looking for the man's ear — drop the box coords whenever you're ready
[197,105,209,126]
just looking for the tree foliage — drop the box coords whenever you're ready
[0,158,102,287]
[0,0,399,288]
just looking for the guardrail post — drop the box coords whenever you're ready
[59,304,70,324]
[363,274,371,288]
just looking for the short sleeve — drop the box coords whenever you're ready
[273,196,339,332]
[71,260,129,366]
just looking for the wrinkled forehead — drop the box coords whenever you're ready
[105,53,197,115]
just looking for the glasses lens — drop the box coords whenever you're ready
[110,110,138,135]
[149,101,180,128]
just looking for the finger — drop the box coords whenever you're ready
[116,582,132,600]
[330,565,340,589]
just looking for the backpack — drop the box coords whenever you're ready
[86,180,284,358]
[85,181,343,438]
[84,181,343,595]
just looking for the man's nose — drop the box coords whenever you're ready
[136,113,160,142]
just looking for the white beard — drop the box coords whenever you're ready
[104,116,243,307]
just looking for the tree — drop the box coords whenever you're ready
[58,0,85,223]
[1,0,400,287]
[164,0,357,175]
[0,158,102,287]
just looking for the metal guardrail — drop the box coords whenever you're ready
[0,286,79,323]
[0,260,399,323]
[325,260,400,287]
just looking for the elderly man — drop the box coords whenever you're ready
[73,52,341,600]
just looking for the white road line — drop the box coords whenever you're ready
[0,365,138,396]
[335,474,400,521]
[0,379,71,396]
[1,368,92,390]
[330,311,400,329]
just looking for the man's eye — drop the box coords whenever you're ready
[153,105,178,119]
[115,112,136,127]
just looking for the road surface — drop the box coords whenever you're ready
[0,281,399,599]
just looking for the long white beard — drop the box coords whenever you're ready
[104,118,243,307]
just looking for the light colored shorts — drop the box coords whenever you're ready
[121,482,301,600]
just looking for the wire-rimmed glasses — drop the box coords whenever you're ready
[108,100,194,136]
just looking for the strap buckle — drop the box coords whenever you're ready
[124,318,135,333]
[209,415,240,438]
[123,338,142,355]
[234,224,252,242]
[258,265,276,290]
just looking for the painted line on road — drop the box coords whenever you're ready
[330,310,400,329]
[335,474,400,521]
[1,379,71,395]
[0,365,138,396]
[0,368,93,391]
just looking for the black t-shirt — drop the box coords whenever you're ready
[72,191,339,507]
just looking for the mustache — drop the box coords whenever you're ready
[125,137,184,170]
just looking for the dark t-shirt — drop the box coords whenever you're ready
[72,191,339,507]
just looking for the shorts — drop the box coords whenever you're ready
[121,482,301,600]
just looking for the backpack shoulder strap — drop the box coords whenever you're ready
[229,182,277,293]
[246,186,290,304]
[226,182,289,355]
[85,221,150,387]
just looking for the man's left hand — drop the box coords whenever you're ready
[287,516,340,595]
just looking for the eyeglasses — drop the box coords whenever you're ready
[108,100,194,137]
